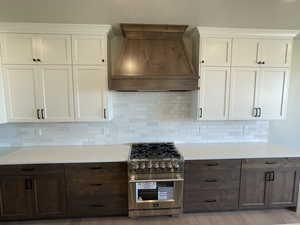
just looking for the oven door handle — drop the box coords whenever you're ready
[129,178,184,183]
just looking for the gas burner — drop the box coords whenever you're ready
[130,143,180,160]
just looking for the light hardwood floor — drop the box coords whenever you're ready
[1,210,300,225]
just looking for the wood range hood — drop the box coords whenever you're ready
[109,24,198,91]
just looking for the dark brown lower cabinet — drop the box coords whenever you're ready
[239,159,300,209]
[0,176,33,220]
[0,165,66,221]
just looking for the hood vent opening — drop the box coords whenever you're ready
[109,24,199,91]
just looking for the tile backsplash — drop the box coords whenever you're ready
[0,92,269,147]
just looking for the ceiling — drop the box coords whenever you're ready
[0,0,300,30]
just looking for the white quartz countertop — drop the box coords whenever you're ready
[0,145,131,165]
[176,143,300,160]
[0,143,299,165]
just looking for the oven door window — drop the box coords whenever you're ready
[136,181,174,201]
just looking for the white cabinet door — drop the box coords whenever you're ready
[38,66,74,122]
[198,67,230,120]
[3,65,39,122]
[260,40,292,67]
[229,67,259,120]
[0,68,7,123]
[73,66,110,121]
[72,35,107,65]
[232,38,260,67]
[2,34,37,65]
[38,35,71,65]
[200,37,232,67]
[256,68,289,120]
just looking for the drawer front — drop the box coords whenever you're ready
[67,182,128,199]
[185,160,241,171]
[0,164,64,175]
[242,158,288,169]
[68,198,128,217]
[184,189,239,212]
[185,170,240,190]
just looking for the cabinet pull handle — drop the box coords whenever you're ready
[89,166,103,170]
[253,108,258,117]
[101,59,105,63]
[37,58,41,62]
[199,108,203,118]
[104,108,107,119]
[257,61,261,64]
[265,172,270,181]
[262,61,265,64]
[37,109,41,119]
[21,168,35,172]
[265,161,277,165]
[201,60,205,64]
[206,163,219,167]
[90,183,103,186]
[258,108,262,117]
[205,200,217,203]
[33,58,37,62]
[205,179,217,183]
[270,171,275,181]
[41,109,45,120]
[90,204,104,208]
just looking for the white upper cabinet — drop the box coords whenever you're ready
[0,67,7,123]
[38,66,74,122]
[200,37,232,67]
[232,39,260,67]
[198,67,230,120]
[256,68,289,120]
[3,65,39,122]
[2,34,71,65]
[73,66,110,121]
[2,34,37,65]
[259,39,292,67]
[72,35,107,65]
[229,68,259,120]
[38,35,71,65]
[232,38,292,67]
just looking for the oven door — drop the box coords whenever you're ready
[128,178,183,210]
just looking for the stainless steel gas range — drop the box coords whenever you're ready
[128,143,184,217]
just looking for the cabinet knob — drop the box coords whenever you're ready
[37,58,41,62]
[201,60,205,64]
[257,61,261,64]
[33,58,36,62]
[262,61,265,64]
[101,59,105,63]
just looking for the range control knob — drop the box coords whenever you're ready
[147,162,152,169]
[160,162,166,169]
[134,163,139,170]
[140,162,146,169]
[173,162,180,169]
[154,162,160,169]
[168,162,173,169]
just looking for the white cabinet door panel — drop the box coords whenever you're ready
[39,66,74,121]
[256,68,289,120]
[73,66,109,121]
[201,37,232,67]
[260,40,291,67]
[2,34,36,65]
[72,35,107,65]
[0,68,7,123]
[39,35,71,65]
[198,67,230,120]
[229,68,259,120]
[232,39,260,67]
[3,65,38,122]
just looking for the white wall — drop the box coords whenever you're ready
[0,0,300,29]
[269,39,300,148]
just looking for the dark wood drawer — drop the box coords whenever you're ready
[67,182,127,199]
[184,189,239,212]
[185,160,241,171]
[68,198,128,217]
[242,158,290,169]
[0,164,64,176]
[185,170,240,190]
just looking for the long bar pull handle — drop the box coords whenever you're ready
[37,109,41,120]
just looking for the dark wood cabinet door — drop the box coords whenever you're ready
[268,168,300,208]
[33,174,66,218]
[239,168,270,209]
[0,176,33,220]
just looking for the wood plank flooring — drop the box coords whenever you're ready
[1,209,300,225]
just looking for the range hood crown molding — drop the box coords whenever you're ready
[109,23,198,91]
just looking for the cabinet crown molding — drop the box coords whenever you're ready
[197,26,300,39]
[0,22,111,35]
